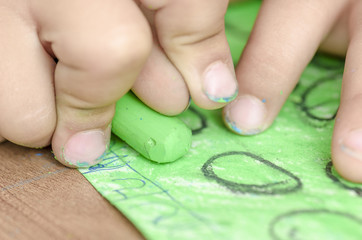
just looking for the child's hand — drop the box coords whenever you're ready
[0,0,235,167]
[224,0,362,182]
[132,0,237,115]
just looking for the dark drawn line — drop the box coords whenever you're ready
[129,201,180,225]
[189,106,208,135]
[113,190,128,201]
[310,53,345,71]
[113,190,168,202]
[295,73,341,122]
[269,209,362,240]
[292,82,301,93]
[306,100,340,110]
[83,155,130,174]
[325,161,362,197]
[102,155,123,161]
[240,179,290,189]
[112,178,146,191]
[201,151,302,195]
[153,207,179,225]
[107,149,209,226]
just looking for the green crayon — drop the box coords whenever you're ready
[112,92,192,163]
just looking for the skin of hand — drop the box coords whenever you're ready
[0,0,236,167]
[225,0,362,182]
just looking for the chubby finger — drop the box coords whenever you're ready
[223,0,349,135]
[331,1,362,183]
[35,0,152,167]
[132,41,190,116]
[141,0,238,110]
[0,5,56,148]
[132,9,189,116]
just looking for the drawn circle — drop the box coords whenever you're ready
[201,151,302,195]
[269,209,362,240]
[325,161,362,197]
[178,106,207,135]
[298,74,342,122]
[311,53,345,71]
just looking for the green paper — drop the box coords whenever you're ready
[80,1,362,239]
[112,92,191,163]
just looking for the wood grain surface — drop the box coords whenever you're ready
[0,142,144,240]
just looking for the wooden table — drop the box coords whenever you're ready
[0,142,144,240]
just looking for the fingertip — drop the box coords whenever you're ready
[202,61,238,103]
[152,0,234,111]
[223,95,268,135]
[189,60,238,111]
[332,129,362,183]
[53,126,111,168]
[157,95,191,116]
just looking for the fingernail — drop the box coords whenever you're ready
[203,61,238,103]
[63,129,109,167]
[223,95,267,135]
[341,129,362,162]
